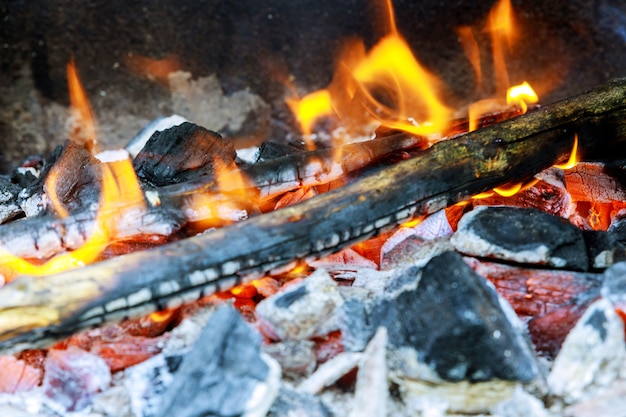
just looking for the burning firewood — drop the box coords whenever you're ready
[0,78,624,349]
[0,129,423,263]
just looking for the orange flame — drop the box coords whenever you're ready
[0,155,144,280]
[461,0,539,131]
[183,161,255,229]
[0,61,147,282]
[472,133,577,201]
[287,0,452,144]
[67,58,98,153]
[124,53,182,85]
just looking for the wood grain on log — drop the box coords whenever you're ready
[0,78,624,348]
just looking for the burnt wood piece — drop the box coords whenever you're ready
[0,78,624,348]
[0,205,185,279]
[43,141,101,215]
[156,131,425,203]
[0,133,424,261]
[133,122,237,187]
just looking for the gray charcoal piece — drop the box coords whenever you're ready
[133,121,236,187]
[582,230,626,269]
[267,389,332,417]
[451,206,588,270]
[601,261,626,303]
[548,298,626,403]
[256,268,344,341]
[339,298,376,353]
[371,251,538,382]
[124,353,184,417]
[156,305,278,417]
[0,175,23,223]
[126,115,188,158]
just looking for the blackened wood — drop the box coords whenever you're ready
[0,133,423,262]
[42,141,101,214]
[0,78,624,348]
[133,122,237,187]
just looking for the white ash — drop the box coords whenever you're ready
[93,149,131,163]
[349,327,388,417]
[548,297,626,405]
[297,352,362,395]
[256,268,344,341]
[168,71,269,139]
[381,236,454,271]
[236,146,261,164]
[562,381,626,417]
[491,385,550,417]
[262,340,317,379]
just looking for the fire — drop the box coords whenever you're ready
[124,53,182,85]
[0,154,144,280]
[183,160,255,229]
[507,82,539,113]
[472,133,578,202]
[0,62,147,282]
[67,58,98,153]
[288,0,539,147]
[287,0,452,145]
[554,134,579,170]
[462,0,538,131]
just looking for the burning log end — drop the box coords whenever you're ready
[0,79,625,349]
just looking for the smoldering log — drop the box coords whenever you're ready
[0,78,624,348]
[0,132,423,261]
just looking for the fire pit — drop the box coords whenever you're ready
[0,0,626,416]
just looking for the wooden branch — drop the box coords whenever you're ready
[0,133,423,261]
[0,78,624,349]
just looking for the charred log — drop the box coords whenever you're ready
[0,78,624,348]
[0,132,424,261]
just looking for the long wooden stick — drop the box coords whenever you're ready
[0,78,624,349]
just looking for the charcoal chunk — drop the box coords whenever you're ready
[156,306,277,417]
[451,206,588,270]
[371,251,538,382]
[133,122,236,187]
[268,389,331,417]
[582,230,626,269]
[0,175,23,223]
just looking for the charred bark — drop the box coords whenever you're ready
[0,78,624,348]
[0,132,424,260]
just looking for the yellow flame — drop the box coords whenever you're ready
[492,182,523,197]
[0,157,144,280]
[286,90,334,141]
[506,81,538,113]
[554,134,579,170]
[287,0,452,143]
